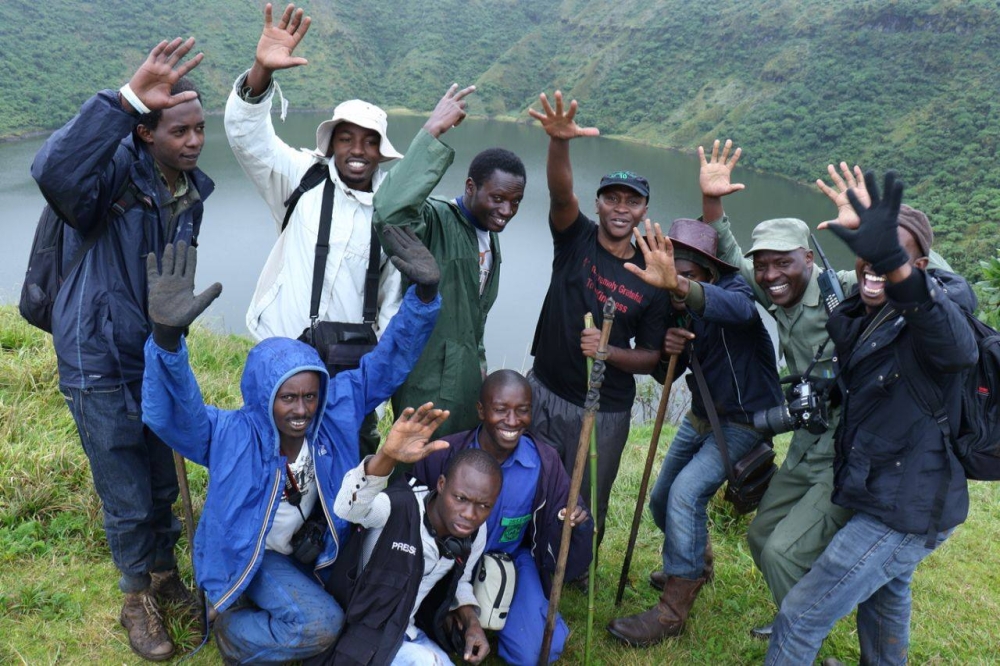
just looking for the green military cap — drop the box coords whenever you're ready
[744,218,810,257]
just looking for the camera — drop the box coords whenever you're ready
[753,377,830,436]
[290,518,326,566]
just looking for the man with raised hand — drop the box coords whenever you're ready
[226,2,411,457]
[331,408,501,665]
[373,84,526,438]
[524,92,671,551]
[699,141,951,639]
[227,2,406,344]
[766,172,976,664]
[31,37,208,661]
[141,227,442,664]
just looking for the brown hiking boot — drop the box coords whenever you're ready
[120,589,175,661]
[649,536,715,589]
[607,576,705,647]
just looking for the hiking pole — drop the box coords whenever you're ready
[583,314,598,663]
[614,354,679,606]
[539,298,616,666]
[172,451,206,633]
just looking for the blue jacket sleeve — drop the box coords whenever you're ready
[141,336,218,466]
[31,90,138,232]
[889,269,978,374]
[330,285,442,422]
[690,273,758,329]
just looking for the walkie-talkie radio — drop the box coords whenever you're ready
[810,233,845,315]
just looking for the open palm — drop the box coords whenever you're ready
[256,3,311,72]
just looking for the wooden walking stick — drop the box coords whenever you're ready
[539,298,617,666]
[614,354,679,606]
[172,451,206,633]
[584,314,598,662]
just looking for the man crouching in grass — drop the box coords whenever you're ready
[140,228,441,663]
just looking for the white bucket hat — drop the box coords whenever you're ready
[314,99,402,161]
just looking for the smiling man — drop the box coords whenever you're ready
[225,3,405,346]
[697,141,953,639]
[524,92,670,551]
[414,370,593,665]
[29,38,209,661]
[374,86,527,437]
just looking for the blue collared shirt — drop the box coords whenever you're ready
[473,427,541,553]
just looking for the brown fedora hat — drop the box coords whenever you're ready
[666,218,739,273]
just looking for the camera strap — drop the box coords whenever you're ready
[689,347,737,485]
[282,462,307,521]
[307,177,381,340]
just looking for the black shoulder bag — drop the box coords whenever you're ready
[296,175,381,376]
[689,348,777,515]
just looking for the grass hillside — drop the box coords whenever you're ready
[1,305,998,664]
[2,0,1000,279]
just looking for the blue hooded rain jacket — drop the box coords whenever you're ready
[141,287,440,610]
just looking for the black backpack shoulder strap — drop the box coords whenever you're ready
[63,177,146,280]
[281,161,329,232]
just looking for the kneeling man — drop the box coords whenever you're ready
[141,230,441,664]
[415,370,593,665]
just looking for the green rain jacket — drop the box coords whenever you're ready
[373,130,500,436]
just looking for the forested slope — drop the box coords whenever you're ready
[2,0,998,277]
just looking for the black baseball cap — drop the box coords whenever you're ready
[597,170,650,200]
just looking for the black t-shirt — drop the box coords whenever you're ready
[531,212,670,411]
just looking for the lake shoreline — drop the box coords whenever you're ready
[0,108,817,191]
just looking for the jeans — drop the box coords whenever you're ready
[766,513,953,666]
[214,550,344,664]
[392,627,453,665]
[649,415,763,579]
[61,381,180,593]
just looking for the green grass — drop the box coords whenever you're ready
[1,305,998,664]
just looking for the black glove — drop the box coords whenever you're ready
[146,241,223,351]
[829,170,908,275]
[382,225,441,302]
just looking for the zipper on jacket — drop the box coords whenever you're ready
[216,468,283,608]
[313,468,340,574]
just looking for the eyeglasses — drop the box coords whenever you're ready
[600,193,646,209]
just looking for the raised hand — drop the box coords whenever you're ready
[624,220,680,291]
[698,139,744,198]
[827,171,907,275]
[255,3,311,73]
[527,91,600,141]
[816,162,869,230]
[423,83,477,138]
[382,226,440,301]
[125,38,203,112]
[146,242,223,350]
[380,403,451,464]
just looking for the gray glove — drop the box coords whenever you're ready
[382,225,440,302]
[146,241,223,351]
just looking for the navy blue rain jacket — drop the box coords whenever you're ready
[31,90,214,389]
[657,272,783,423]
[142,288,440,610]
[827,269,978,535]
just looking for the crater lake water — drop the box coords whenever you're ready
[0,112,850,372]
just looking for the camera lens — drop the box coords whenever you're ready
[753,404,796,436]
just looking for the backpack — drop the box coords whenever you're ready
[898,287,1000,482]
[945,313,1000,480]
[19,179,144,333]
